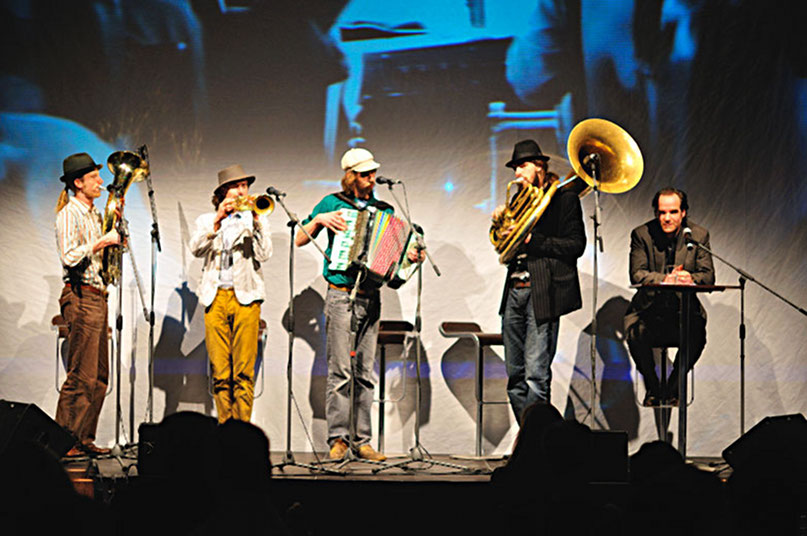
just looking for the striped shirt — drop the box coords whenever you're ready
[56,196,106,290]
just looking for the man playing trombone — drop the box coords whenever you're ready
[190,164,272,423]
[492,140,586,422]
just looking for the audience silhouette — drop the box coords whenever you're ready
[2,408,802,535]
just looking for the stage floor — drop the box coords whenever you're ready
[65,448,732,484]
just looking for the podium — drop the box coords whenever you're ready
[633,283,739,457]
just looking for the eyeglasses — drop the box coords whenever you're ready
[357,170,375,178]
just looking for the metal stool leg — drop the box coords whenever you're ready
[378,345,386,453]
[475,338,483,457]
[658,348,670,443]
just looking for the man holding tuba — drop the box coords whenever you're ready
[190,164,272,423]
[55,152,122,456]
[492,140,586,422]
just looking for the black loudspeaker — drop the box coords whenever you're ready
[722,413,807,470]
[0,400,75,458]
[137,422,164,477]
[589,430,629,482]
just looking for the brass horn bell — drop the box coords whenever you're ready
[566,118,643,194]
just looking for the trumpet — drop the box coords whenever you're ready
[231,194,274,215]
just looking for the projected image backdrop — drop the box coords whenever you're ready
[1,0,805,455]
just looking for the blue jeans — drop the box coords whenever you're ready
[324,287,380,447]
[502,286,560,422]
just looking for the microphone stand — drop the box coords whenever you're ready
[139,145,160,424]
[269,190,341,474]
[685,237,807,434]
[333,266,392,471]
[111,217,149,457]
[586,155,602,429]
[373,180,474,474]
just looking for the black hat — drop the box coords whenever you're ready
[505,140,550,169]
[59,153,102,183]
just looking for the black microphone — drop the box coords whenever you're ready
[376,176,401,185]
[582,153,600,177]
[265,186,286,197]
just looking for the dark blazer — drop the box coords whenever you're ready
[499,187,587,322]
[624,219,715,331]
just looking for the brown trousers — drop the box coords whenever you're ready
[204,289,260,423]
[55,285,109,445]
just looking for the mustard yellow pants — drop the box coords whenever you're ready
[204,289,260,423]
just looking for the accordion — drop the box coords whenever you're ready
[329,207,419,287]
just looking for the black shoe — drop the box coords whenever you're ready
[642,393,661,407]
[666,396,679,407]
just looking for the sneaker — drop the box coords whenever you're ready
[357,444,386,462]
[329,438,349,460]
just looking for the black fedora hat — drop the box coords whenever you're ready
[59,153,102,183]
[505,140,550,169]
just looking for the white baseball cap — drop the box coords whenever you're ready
[340,148,380,173]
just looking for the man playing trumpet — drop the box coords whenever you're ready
[190,164,272,423]
[492,140,586,422]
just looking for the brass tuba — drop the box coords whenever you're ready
[490,118,644,264]
[101,151,149,285]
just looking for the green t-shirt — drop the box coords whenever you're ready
[301,192,394,286]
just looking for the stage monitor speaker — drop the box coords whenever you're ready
[0,400,75,458]
[137,422,164,477]
[589,430,629,482]
[722,413,807,470]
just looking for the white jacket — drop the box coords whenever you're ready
[189,212,272,307]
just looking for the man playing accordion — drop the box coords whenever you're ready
[296,148,422,462]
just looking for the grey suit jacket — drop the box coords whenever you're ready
[624,219,714,332]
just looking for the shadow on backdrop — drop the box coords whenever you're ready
[565,295,639,441]
[153,282,212,421]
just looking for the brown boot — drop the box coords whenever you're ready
[329,438,349,460]
[357,444,386,462]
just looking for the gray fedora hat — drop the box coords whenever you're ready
[215,164,255,194]
[60,152,102,183]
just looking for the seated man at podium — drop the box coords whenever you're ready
[624,188,714,406]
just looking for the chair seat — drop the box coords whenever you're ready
[477,333,503,346]
[51,315,69,338]
[378,320,413,345]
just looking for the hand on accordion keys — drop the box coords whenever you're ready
[315,210,348,233]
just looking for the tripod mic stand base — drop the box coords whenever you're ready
[274,451,345,475]
[373,443,480,474]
